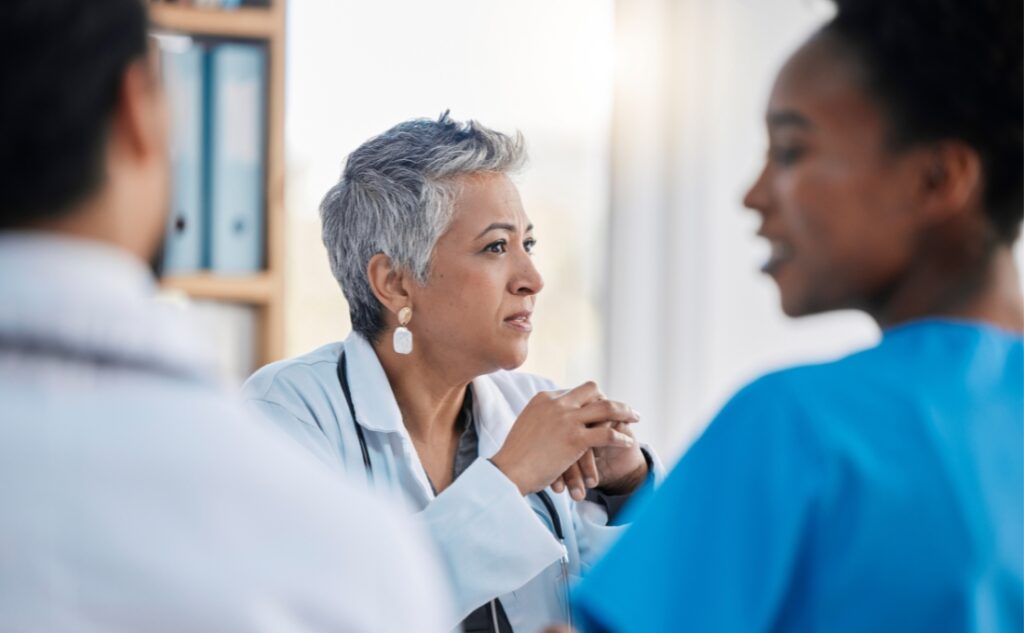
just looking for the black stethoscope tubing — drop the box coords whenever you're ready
[336,351,564,541]
[337,351,373,481]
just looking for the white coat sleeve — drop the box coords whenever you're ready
[488,373,669,576]
[416,458,565,624]
[570,444,667,572]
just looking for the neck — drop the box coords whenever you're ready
[372,336,472,443]
[26,191,151,264]
[868,226,1024,333]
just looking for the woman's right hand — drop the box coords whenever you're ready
[490,382,639,496]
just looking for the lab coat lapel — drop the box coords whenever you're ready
[470,375,517,460]
[341,333,436,502]
[341,333,404,434]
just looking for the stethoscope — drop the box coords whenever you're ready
[336,351,573,630]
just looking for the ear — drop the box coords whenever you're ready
[105,52,171,262]
[917,141,983,223]
[366,253,415,318]
[111,55,166,165]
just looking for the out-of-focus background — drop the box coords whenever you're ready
[155,0,1022,462]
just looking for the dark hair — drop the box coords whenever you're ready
[824,0,1023,243]
[0,0,149,227]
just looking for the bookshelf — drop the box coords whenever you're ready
[150,4,278,38]
[151,1,286,368]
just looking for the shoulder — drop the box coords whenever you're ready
[0,375,451,627]
[722,341,887,415]
[705,359,843,441]
[155,394,450,625]
[704,343,894,463]
[242,342,342,415]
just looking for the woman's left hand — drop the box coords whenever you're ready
[550,420,647,499]
[591,420,647,495]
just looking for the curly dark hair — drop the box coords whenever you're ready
[825,0,1023,243]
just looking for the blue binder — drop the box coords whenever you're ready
[206,43,266,274]
[160,41,205,274]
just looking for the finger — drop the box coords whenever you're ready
[583,425,636,449]
[551,475,565,494]
[579,449,599,489]
[563,463,586,502]
[608,420,637,439]
[558,381,604,407]
[586,418,638,430]
[577,399,640,425]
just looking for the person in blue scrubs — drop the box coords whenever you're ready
[572,0,1023,631]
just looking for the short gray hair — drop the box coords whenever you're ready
[320,112,527,342]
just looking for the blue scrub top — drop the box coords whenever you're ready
[574,319,1023,633]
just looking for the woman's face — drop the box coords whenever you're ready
[743,34,927,317]
[408,172,543,375]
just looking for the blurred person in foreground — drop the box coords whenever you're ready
[572,0,1023,631]
[242,113,663,633]
[0,1,450,630]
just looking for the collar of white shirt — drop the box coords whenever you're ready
[341,331,517,459]
[0,231,216,383]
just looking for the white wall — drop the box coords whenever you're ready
[284,0,615,387]
[605,0,879,462]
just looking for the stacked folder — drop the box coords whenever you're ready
[159,38,267,275]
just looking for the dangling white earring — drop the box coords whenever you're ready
[393,306,413,355]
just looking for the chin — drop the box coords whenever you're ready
[779,296,809,317]
[775,273,816,318]
[780,288,844,318]
[777,279,815,316]
[781,288,828,317]
[494,342,530,372]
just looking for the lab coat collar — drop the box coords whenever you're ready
[340,332,518,455]
[341,331,406,434]
[469,375,517,459]
[0,231,217,383]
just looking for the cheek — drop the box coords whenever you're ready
[780,161,875,260]
[418,265,505,333]
[782,163,915,304]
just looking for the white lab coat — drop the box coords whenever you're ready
[243,331,664,633]
[0,233,452,633]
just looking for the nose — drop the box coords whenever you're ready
[511,250,544,297]
[743,162,772,216]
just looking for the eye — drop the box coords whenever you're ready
[770,145,805,166]
[524,238,537,254]
[483,239,508,254]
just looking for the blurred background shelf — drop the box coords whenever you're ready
[150,0,286,374]
[150,4,281,39]
[160,272,275,304]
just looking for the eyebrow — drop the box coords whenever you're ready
[475,223,534,239]
[767,110,812,129]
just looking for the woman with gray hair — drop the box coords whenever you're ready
[243,113,660,632]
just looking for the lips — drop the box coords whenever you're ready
[503,311,533,332]
[760,238,795,274]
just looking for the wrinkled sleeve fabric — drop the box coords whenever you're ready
[572,445,665,573]
[417,457,565,624]
[573,373,822,633]
[494,372,668,567]
[584,446,661,525]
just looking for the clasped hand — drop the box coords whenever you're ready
[491,382,646,501]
